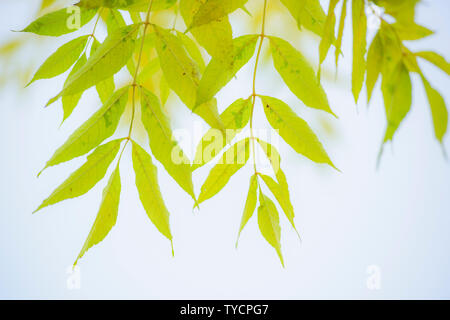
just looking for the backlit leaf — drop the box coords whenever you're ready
[132,141,173,242]
[335,0,347,68]
[352,0,367,103]
[280,0,327,37]
[269,36,335,116]
[34,139,121,213]
[366,32,383,103]
[415,51,450,75]
[196,35,258,107]
[41,87,128,173]
[176,31,206,72]
[319,0,339,66]
[74,165,121,266]
[421,76,448,143]
[27,35,89,86]
[236,174,258,246]
[90,39,116,104]
[47,24,139,105]
[20,7,97,36]
[258,191,284,267]
[193,98,252,170]
[187,0,248,30]
[61,54,87,123]
[198,138,250,204]
[140,87,196,201]
[392,22,433,41]
[260,95,337,169]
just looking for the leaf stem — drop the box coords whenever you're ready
[249,0,268,176]
[119,0,154,160]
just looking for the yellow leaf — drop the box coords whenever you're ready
[421,76,448,143]
[236,174,258,246]
[352,0,367,103]
[187,0,248,30]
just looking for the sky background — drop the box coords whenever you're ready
[1,0,450,299]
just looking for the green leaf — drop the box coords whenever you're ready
[258,191,284,267]
[34,139,121,213]
[91,39,116,104]
[41,87,128,173]
[373,0,419,24]
[131,141,173,242]
[236,174,258,246]
[366,32,383,104]
[269,36,335,116]
[415,51,450,76]
[352,0,367,103]
[196,35,258,107]
[381,62,412,142]
[180,0,234,63]
[280,0,327,37]
[27,35,89,86]
[187,0,248,30]
[176,31,206,72]
[104,9,126,33]
[335,0,347,68]
[319,0,339,66]
[61,54,87,123]
[421,76,448,143]
[140,87,196,201]
[20,7,97,36]
[193,98,252,170]
[256,139,299,237]
[74,165,121,266]
[260,95,337,169]
[47,24,139,105]
[198,138,250,204]
[392,22,433,41]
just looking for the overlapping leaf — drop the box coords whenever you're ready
[351,0,367,103]
[236,174,258,246]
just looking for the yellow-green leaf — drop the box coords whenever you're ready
[27,35,89,86]
[34,139,121,213]
[176,31,206,72]
[352,0,367,103]
[335,0,347,68]
[392,22,433,41]
[187,0,248,30]
[319,0,339,65]
[256,139,299,237]
[258,191,284,267]
[47,24,139,105]
[180,0,234,63]
[269,36,335,116]
[236,174,258,246]
[20,7,97,36]
[280,0,327,37]
[78,0,176,11]
[41,87,128,173]
[61,54,87,123]
[193,98,252,170]
[421,76,448,143]
[131,141,173,242]
[91,39,116,104]
[196,35,258,107]
[140,87,196,201]
[415,51,450,76]
[260,95,337,169]
[381,62,412,142]
[366,32,383,103]
[74,165,121,266]
[198,138,250,204]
